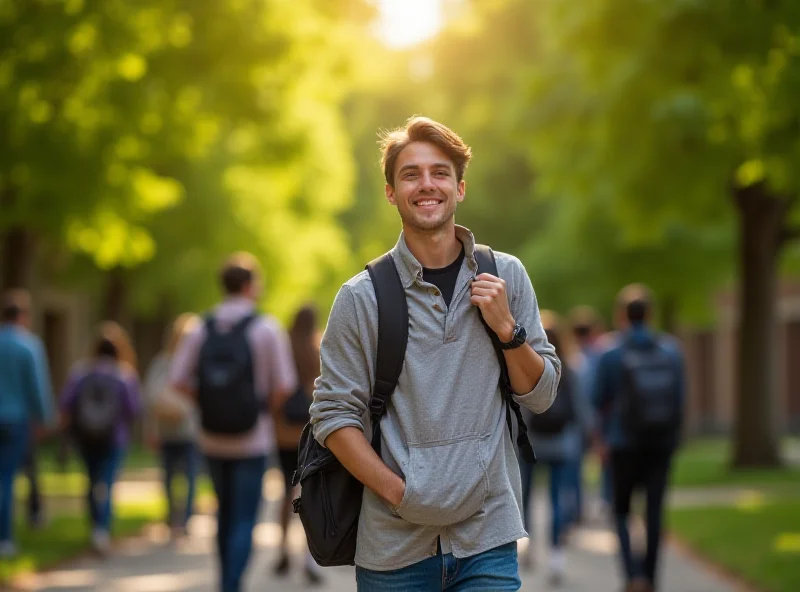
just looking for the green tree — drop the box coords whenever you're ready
[525,0,800,466]
[1,0,372,326]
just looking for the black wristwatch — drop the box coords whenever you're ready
[500,324,527,350]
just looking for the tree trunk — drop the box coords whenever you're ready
[732,184,784,468]
[659,293,678,335]
[1,226,36,290]
[103,268,128,325]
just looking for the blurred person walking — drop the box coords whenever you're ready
[568,305,608,520]
[592,285,686,592]
[271,304,323,585]
[170,253,296,592]
[519,311,594,586]
[0,290,55,557]
[60,322,142,555]
[143,313,201,540]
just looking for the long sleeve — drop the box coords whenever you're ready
[591,351,613,413]
[264,321,298,395]
[29,338,55,425]
[505,256,561,414]
[310,284,373,447]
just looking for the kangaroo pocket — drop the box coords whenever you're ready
[396,435,488,527]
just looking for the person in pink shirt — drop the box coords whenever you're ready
[170,252,296,592]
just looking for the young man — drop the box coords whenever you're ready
[170,253,296,592]
[310,116,561,591]
[592,285,685,592]
[0,290,54,557]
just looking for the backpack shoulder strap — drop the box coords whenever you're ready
[203,313,217,336]
[473,244,536,464]
[233,312,258,333]
[365,252,408,432]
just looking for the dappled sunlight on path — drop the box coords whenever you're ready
[17,478,736,592]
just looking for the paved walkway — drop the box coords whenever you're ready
[17,470,736,592]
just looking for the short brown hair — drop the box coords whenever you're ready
[219,252,261,295]
[616,283,653,324]
[380,116,472,187]
[2,289,31,322]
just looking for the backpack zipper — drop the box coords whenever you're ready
[320,472,338,538]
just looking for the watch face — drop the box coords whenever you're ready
[514,325,526,345]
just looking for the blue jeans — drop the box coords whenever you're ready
[356,541,520,591]
[519,459,569,548]
[563,455,584,525]
[160,441,199,528]
[206,455,266,592]
[81,446,125,532]
[0,422,30,543]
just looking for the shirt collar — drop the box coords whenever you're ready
[390,225,479,289]
[216,296,256,316]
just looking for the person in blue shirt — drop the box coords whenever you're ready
[592,284,685,592]
[0,290,55,557]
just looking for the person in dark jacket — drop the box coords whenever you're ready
[592,285,686,592]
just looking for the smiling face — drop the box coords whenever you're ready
[386,141,465,233]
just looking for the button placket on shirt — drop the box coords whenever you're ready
[442,262,478,344]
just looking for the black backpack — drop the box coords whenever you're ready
[196,314,259,435]
[72,371,123,451]
[283,385,312,425]
[621,337,681,442]
[527,371,574,435]
[291,245,536,567]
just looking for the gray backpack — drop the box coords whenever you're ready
[72,372,122,450]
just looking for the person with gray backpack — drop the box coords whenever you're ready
[170,253,296,592]
[60,322,141,555]
[299,116,561,591]
[592,284,686,592]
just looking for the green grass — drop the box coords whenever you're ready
[0,444,168,583]
[35,442,159,473]
[14,444,159,499]
[670,498,800,592]
[670,437,800,489]
[0,498,163,584]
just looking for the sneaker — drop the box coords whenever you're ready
[0,540,17,559]
[170,525,188,541]
[306,566,324,586]
[273,553,290,577]
[29,513,46,531]
[548,571,565,588]
[625,579,652,592]
[519,543,535,571]
[548,548,566,586]
[91,529,111,556]
[305,553,324,586]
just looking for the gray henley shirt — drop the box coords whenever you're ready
[310,225,561,571]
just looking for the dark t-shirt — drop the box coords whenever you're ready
[422,245,465,308]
